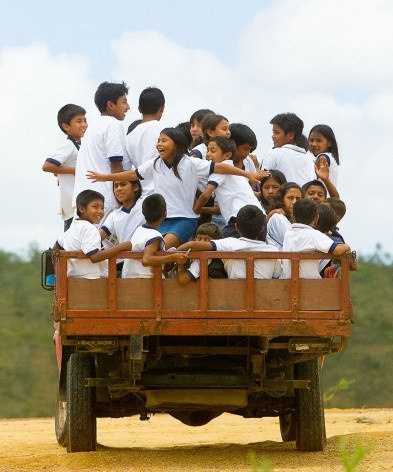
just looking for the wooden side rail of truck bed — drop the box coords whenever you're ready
[52,250,353,341]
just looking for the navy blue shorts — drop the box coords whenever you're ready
[159,217,198,244]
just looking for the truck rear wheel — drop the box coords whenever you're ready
[66,353,97,453]
[55,369,68,447]
[295,358,326,452]
[279,411,297,442]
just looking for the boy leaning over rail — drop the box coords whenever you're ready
[177,205,281,279]
[53,190,131,279]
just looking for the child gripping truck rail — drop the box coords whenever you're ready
[41,246,355,454]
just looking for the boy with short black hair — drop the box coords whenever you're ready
[42,104,87,230]
[229,123,259,172]
[72,81,130,214]
[261,113,315,186]
[178,205,281,279]
[281,198,351,279]
[54,190,131,279]
[122,194,188,278]
[125,86,167,196]
[302,179,328,204]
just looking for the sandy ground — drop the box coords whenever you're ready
[0,409,392,471]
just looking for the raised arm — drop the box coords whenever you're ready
[315,155,339,198]
[213,163,270,186]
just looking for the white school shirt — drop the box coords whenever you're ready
[125,120,169,196]
[46,138,78,220]
[266,213,292,250]
[261,144,315,187]
[190,143,207,160]
[281,223,339,279]
[122,225,165,278]
[315,151,338,189]
[207,160,264,223]
[101,197,145,243]
[73,116,127,212]
[57,219,107,279]
[135,155,214,218]
[211,237,281,279]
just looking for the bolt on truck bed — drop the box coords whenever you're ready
[47,250,354,453]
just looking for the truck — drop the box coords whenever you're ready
[42,248,354,453]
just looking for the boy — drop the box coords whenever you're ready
[302,180,328,204]
[54,190,131,279]
[42,104,87,230]
[281,198,351,279]
[122,193,188,278]
[125,87,167,197]
[261,113,315,186]
[72,81,130,215]
[193,137,269,239]
[177,222,227,284]
[178,205,281,279]
[229,123,259,174]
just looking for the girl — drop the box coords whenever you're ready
[260,170,287,213]
[87,128,264,249]
[308,124,340,188]
[189,108,214,146]
[266,182,302,250]
[190,113,231,160]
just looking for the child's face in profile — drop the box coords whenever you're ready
[304,185,325,204]
[78,198,105,225]
[190,119,202,141]
[62,114,87,140]
[206,141,231,163]
[196,234,212,242]
[108,95,130,121]
[272,124,294,148]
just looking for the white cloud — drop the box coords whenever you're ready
[0,0,392,257]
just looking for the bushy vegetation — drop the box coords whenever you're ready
[0,245,391,418]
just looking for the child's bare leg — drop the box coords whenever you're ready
[164,233,181,249]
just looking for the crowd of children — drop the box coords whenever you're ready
[44,81,356,281]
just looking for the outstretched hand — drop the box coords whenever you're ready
[86,171,109,183]
[314,155,329,182]
[249,169,270,185]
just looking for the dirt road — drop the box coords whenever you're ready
[0,409,392,471]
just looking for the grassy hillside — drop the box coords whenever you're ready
[0,246,391,417]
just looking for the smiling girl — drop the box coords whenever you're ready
[87,127,265,248]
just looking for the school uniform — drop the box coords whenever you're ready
[73,116,127,213]
[266,213,292,250]
[281,223,339,279]
[57,219,107,279]
[210,237,281,279]
[101,198,145,243]
[262,145,315,187]
[315,151,338,189]
[125,120,168,196]
[122,225,165,278]
[45,137,80,221]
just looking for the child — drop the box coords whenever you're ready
[177,222,227,284]
[193,137,269,239]
[99,180,145,245]
[178,205,281,279]
[308,124,340,188]
[229,123,259,174]
[260,169,287,213]
[42,104,87,230]
[54,190,131,279]
[189,108,214,146]
[261,113,315,186]
[266,182,303,250]
[190,113,231,160]
[87,128,265,249]
[281,198,351,279]
[302,179,328,204]
[322,197,346,224]
[122,193,189,278]
[125,87,167,196]
[72,81,130,215]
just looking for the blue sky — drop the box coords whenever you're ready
[1,0,392,256]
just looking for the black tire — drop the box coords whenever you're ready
[279,411,297,442]
[295,358,327,452]
[55,368,68,447]
[66,353,97,453]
